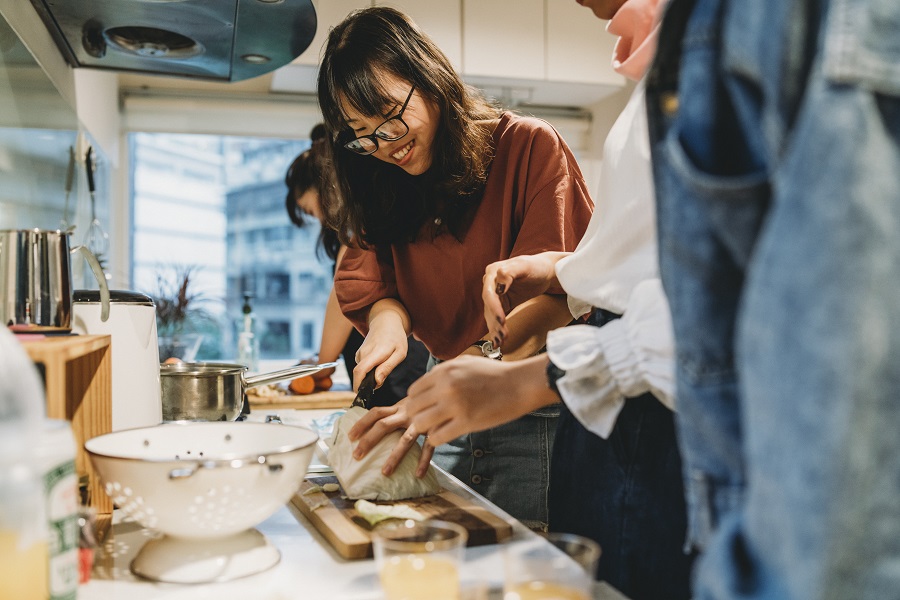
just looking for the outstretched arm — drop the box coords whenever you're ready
[406,354,559,447]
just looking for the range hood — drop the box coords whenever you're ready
[28,0,316,82]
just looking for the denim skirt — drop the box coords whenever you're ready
[549,396,694,599]
[427,355,558,529]
[432,410,558,529]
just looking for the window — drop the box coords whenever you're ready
[264,272,291,301]
[301,321,314,350]
[130,132,333,362]
[261,320,291,355]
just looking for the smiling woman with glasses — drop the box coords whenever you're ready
[342,85,415,155]
[316,6,593,529]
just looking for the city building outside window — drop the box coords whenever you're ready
[130,132,332,364]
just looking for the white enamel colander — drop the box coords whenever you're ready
[85,421,318,583]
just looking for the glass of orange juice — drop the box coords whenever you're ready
[373,519,468,600]
[503,533,601,600]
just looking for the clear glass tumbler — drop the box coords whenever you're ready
[373,519,468,600]
[504,532,601,600]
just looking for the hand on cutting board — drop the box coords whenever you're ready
[406,355,559,446]
[482,252,569,349]
[348,399,434,478]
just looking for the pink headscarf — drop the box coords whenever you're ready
[607,0,669,81]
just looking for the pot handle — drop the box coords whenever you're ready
[73,245,110,322]
[243,362,339,389]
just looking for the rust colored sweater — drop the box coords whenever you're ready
[334,112,594,360]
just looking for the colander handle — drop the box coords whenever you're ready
[168,456,284,479]
[169,467,198,479]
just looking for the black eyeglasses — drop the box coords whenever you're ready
[343,85,415,156]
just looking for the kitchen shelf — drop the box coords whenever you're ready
[21,334,113,516]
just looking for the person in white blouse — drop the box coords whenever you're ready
[403,0,694,597]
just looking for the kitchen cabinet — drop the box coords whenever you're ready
[462,0,621,86]
[292,0,463,71]
[270,0,622,107]
[463,0,545,80]
[546,0,621,86]
[378,0,463,69]
[293,0,371,66]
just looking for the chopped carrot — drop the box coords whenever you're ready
[315,376,333,391]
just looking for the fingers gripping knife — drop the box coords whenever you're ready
[351,368,377,409]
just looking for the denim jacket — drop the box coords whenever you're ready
[647,0,900,597]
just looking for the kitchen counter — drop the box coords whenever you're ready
[77,409,629,600]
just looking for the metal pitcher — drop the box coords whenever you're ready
[0,228,110,332]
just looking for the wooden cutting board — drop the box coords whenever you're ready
[248,389,356,410]
[292,475,514,559]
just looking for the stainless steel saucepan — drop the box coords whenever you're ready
[160,361,338,422]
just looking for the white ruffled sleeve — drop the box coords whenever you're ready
[545,278,675,439]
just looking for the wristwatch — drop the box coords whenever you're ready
[471,339,502,360]
[546,358,565,397]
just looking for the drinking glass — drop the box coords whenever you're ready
[373,519,468,600]
[503,533,601,600]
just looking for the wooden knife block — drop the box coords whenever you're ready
[21,334,113,516]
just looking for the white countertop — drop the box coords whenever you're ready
[78,409,628,600]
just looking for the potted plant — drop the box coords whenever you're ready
[154,264,213,362]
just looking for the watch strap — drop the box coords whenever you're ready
[546,358,565,397]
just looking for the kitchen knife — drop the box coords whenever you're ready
[351,368,377,409]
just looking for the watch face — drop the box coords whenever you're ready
[472,340,502,359]
[482,341,501,360]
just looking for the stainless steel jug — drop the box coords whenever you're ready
[0,229,109,332]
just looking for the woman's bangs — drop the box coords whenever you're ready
[333,62,397,123]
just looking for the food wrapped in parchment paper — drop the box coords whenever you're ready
[328,407,440,501]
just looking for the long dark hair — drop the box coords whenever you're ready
[285,124,340,261]
[317,6,500,248]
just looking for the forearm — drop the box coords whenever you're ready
[506,354,562,413]
[534,251,568,291]
[367,298,412,337]
[406,354,561,446]
[499,294,573,361]
[318,287,354,363]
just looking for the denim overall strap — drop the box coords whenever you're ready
[646,0,754,554]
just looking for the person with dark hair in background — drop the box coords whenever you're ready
[285,124,428,406]
[316,7,593,528]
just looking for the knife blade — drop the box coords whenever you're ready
[351,368,377,409]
